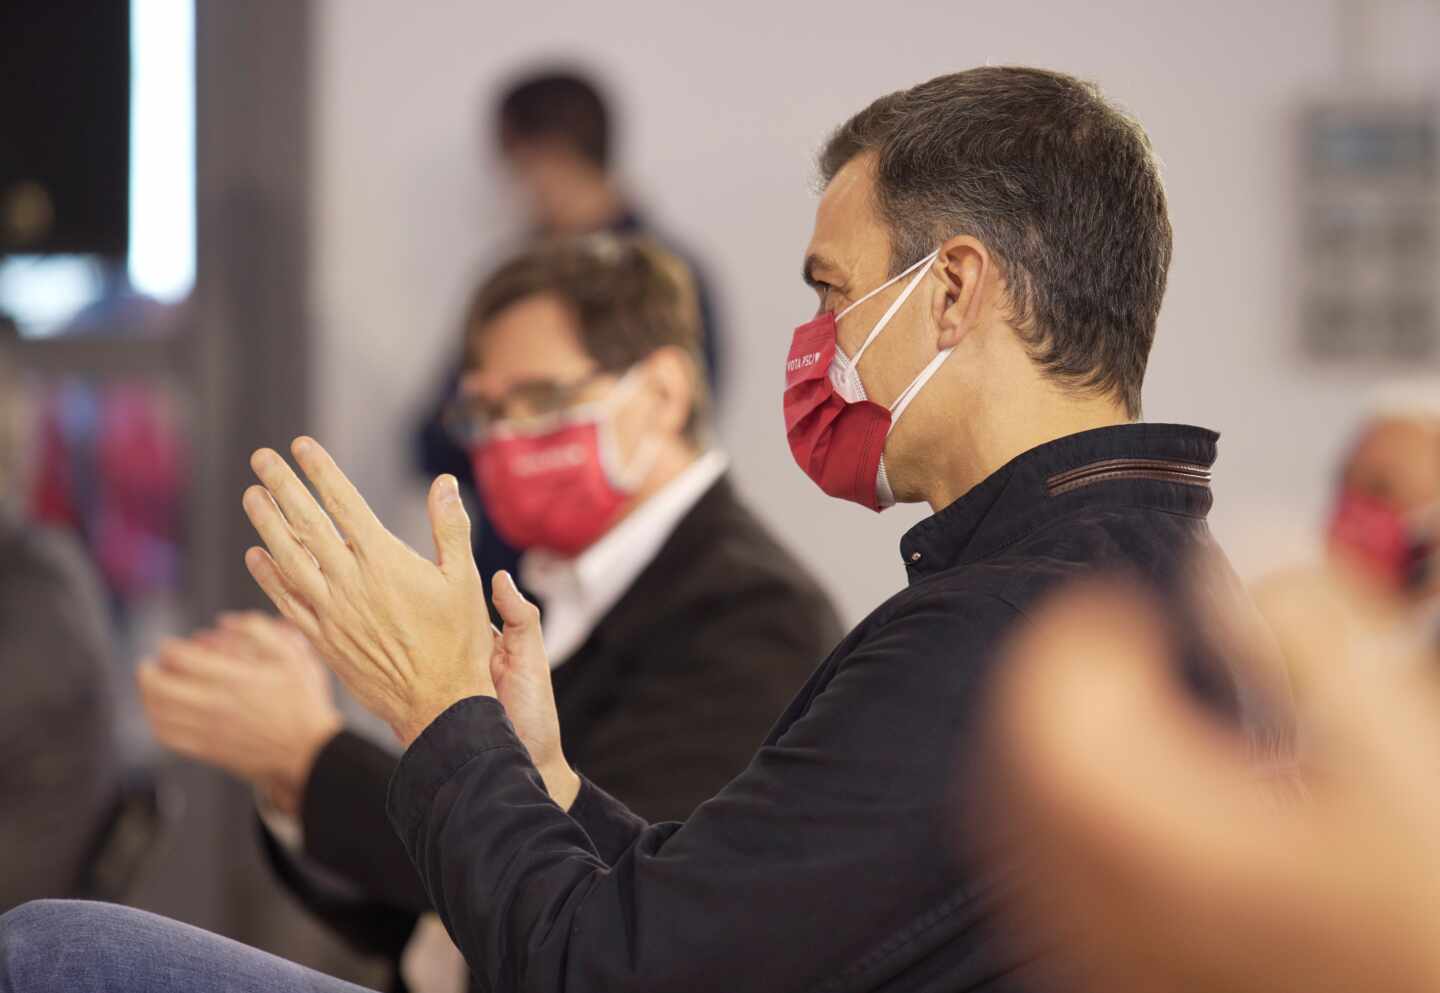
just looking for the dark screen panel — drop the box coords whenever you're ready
[0,0,130,257]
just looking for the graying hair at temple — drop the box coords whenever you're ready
[819,66,1171,419]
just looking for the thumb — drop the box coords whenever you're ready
[428,474,474,578]
[492,570,548,671]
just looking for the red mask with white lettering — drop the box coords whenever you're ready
[784,313,891,510]
[471,374,651,557]
[784,251,945,511]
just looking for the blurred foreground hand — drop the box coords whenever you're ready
[988,575,1440,993]
[138,612,342,815]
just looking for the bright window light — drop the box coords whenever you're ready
[127,0,195,304]
[0,256,107,336]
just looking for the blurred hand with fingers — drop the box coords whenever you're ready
[137,611,343,815]
[987,574,1440,993]
[243,438,499,747]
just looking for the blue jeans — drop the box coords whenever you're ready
[0,900,377,993]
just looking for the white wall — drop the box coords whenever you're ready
[310,0,1440,626]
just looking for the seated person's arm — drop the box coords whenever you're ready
[141,613,443,951]
[296,729,434,913]
[0,529,117,909]
[239,442,1023,991]
[389,594,1012,993]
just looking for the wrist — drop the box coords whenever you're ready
[540,759,581,812]
[264,711,342,817]
[396,686,491,749]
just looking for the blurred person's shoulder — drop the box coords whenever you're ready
[0,510,112,676]
[0,511,105,604]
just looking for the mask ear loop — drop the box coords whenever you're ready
[888,347,955,425]
[839,251,939,367]
[595,366,665,492]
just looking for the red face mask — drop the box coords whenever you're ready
[783,251,946,511]
[784,313,891,510]
[471,375,651,557]
[1328,491,1435,592]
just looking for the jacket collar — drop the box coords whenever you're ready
[566,471,741,659]
[900,423,1219,582]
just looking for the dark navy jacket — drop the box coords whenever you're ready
[387,424,1289,993]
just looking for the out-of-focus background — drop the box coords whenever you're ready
[2,0,1436,982]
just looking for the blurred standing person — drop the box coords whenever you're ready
[0,346,119,910]
[416,68,726,595]
[1256,386,1440,720]
[1325,395,1440,607]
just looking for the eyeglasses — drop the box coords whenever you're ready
[445,369,613,444]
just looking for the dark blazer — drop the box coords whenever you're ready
[266,474,843,975]
[385,425,1296,993]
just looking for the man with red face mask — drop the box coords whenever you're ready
[131,236,839,993]
[1,67,1291,993]
[1327,402,1440,605]
[1255,398,1440,722]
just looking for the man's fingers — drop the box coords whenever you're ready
[219,610,303,662]
[138,667,225,763]
[492,570,547,668]
[193,625,261,660]
[428,475,477,579]
[250,447,352,577]
[289,437,385,549]
[245,546,325,645]
[243,484,330,603]
[153,636,233,681]
[137,659,224,728]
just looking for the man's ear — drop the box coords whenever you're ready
[639,346,697,441]
[930,236,991,350]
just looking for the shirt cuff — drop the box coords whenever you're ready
[254,787,304,853]
[386,695,528,841]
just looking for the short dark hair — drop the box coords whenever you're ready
[820,66,1171,417]
[464,235,709,442]
[496,70,611,170]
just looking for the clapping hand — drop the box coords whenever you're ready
[242,437,495,746]
[242,438,577,806]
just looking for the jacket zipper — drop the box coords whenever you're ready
[1046,457,1212,497]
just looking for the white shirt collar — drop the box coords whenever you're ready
[520,450,729,667]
